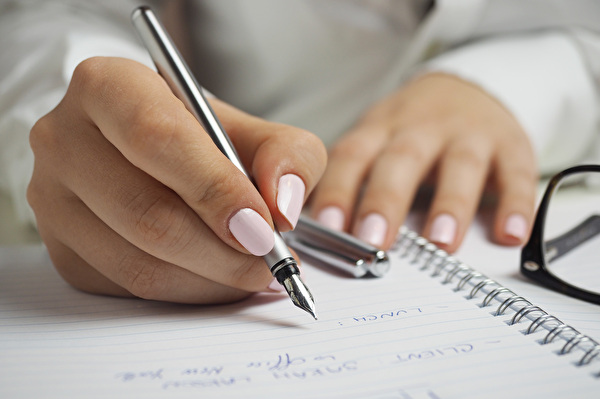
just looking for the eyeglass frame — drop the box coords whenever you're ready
[520,164,600,305]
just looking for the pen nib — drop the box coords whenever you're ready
[282,274,317,320]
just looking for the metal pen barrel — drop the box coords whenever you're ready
[131,6,316,318]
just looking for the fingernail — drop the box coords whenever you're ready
[267,277,284,292]
[277,174,305,229]
[357,213,387,247]
[505,213,527,241]
[430,213,457,246]
[229,208,274,256]
[316,206,345,231]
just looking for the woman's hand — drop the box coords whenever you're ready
[310,73,537,253]
[27,57,326,303]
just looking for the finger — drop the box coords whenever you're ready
[309,124,390,232]
[492,138,537,246]
[47,234,254,304]
[26,141,278,295]
[70,57,274,256]
[423,134,495,252]
[41,234,133,298]
[212,100,327,231]
[31,191,273,303]
[351,126,444,248]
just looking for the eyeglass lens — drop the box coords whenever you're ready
[543,171,600,295]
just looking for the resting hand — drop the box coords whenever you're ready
[28,57,326,303]
[310,73,537,252]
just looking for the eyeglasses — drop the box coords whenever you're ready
[521,164,600,305]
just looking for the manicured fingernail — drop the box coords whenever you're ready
[430,213,457,246]
[505,213,527,241]
[229,208,274,256]
[277,174,305,229]
[267,277,284,292]
[316,206,345,231]
[357,213,387,247]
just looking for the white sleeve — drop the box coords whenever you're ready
[0,1,153,225]
[422,30,600,175]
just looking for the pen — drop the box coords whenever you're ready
[131,6,316,319]
[285,215,390,278]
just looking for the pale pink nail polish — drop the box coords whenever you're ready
[277,174,305,229]
[316,206,345,231]
[229,208,274,256]
[357,213,387,247]
[430,213,457,246]
[505,213,527,240]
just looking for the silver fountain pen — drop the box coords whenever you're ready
[131,6,316,319]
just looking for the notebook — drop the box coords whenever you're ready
[1,227,599,399]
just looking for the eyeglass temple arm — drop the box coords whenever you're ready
[544,214,600,263]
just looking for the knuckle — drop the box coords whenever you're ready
[330,134,376,160]
[26,176,43,212]
[74,57,183,163]
[27,121,63,213]
[124,100,180,162]
[298,129,328,165]
[29,114,62,158]
[501,173,537,203]
[71,57,110,98]
[386,134,432,166]
[510,167,538,187]
[497,160,538,191]
[373,186,408,207]
[508,161,538,181]
[447,143,488,170]
[129,190,192,256]
[118,255,168,300]
[190,170,239,209]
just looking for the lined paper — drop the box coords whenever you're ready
[1,243,599,399]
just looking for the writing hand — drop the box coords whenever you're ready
[28,57,326,303]
[310,73,537,252]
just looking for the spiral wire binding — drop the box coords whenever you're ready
[395,227,600,375]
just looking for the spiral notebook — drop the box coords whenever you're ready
[1,227,599,398]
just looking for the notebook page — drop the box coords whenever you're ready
[402,181,600,345]
[1,245,598,399]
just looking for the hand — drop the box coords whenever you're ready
[27,57,326,303]
[310,73,537,252]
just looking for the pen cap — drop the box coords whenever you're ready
[285,216,390,278]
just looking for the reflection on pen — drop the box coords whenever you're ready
[284,216,390,278]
